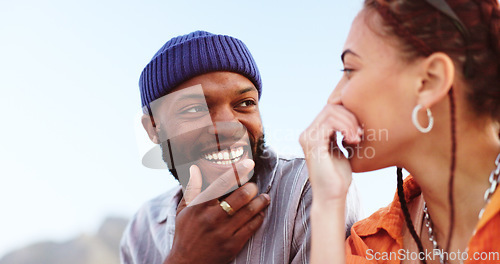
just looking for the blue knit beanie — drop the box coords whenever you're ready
[139,30,262,112]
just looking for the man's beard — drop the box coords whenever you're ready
[160,133,266,184]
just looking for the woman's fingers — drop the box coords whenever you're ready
[324,105,361,144]
[300,104,361,154]
[300,102,358,200]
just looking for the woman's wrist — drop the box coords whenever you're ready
[312,197,346,213]
[310,197,347,264]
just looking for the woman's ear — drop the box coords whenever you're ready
[141,114,160,144]
[416,52,455,108]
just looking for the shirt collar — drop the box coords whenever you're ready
[353,176,421,247]
[155,185,182,224]
[476,185,500,231]
[254,146,279,194]
[353,175,500,248]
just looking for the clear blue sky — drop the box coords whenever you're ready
[0,0,400,257]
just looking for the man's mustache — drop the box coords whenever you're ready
[159,122,250,168]
[160,122,247,145]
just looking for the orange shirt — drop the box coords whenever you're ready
[346,176,500,264]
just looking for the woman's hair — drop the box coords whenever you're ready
[364,0,500,121]
[363,0,500,260]
[396,167,428,264]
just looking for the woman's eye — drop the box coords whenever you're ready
[341,68,354,78]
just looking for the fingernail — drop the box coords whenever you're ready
[357,127,364,136]
[242,159,255,169]
[262,193,270,203]
[189,165,196,175]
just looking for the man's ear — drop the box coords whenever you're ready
[141,114,160,144]
[416,52,455,108]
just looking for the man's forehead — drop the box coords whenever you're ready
[148,84,203,111]
[164,83,258,102]
[168,84,205,101]
[175,71,256,92]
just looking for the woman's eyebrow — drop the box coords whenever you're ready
[341,49,360,63]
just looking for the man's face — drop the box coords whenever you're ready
[149,71,264,190]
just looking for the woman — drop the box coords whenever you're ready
[300,0,500,263]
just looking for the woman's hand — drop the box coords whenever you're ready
[299,96,362,264]
[299,96,362,203]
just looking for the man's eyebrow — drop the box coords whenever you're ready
[238,86,257,95]
[177,93,206,101]
[174,87,256,101]
[341,49,360,63]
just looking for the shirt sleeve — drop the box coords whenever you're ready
[290,181,312,264]
[119,213,140,264]
[120,228,134,264]
[119,203,167,264]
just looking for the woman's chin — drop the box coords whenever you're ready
[348,154,380,173]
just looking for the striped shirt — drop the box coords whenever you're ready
[120,147,361,264]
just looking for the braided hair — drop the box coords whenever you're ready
[396,167,427,264]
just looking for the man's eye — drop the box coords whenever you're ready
[238,100,256,107]
[183,105,208,113]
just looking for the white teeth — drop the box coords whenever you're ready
[203,146,245,164]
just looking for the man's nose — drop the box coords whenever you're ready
[210,106,237,122]
[207,108,246,138]
[207,121,247,140]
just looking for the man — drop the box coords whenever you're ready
[120,30,361,264]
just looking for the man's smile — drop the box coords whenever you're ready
[202,146,246,165]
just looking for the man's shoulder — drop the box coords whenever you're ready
[262,149,310,197]
[129,185,182,226]
[277,153,305,163]
[120,186,181,261]
[148,185,182,206]
[274,152,308,178]
[262,147,306,170]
